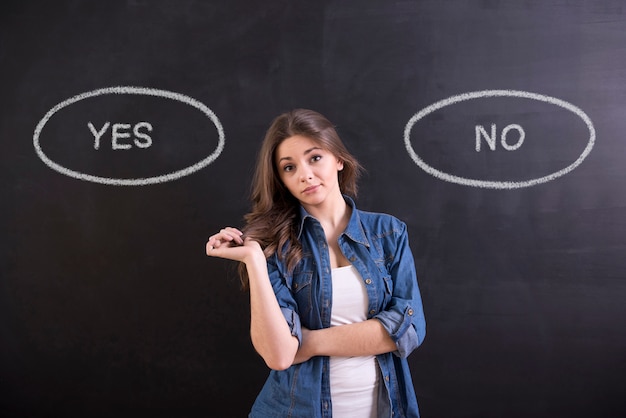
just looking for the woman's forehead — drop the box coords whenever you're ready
[276,135,326,158]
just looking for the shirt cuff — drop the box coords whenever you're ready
[281,307,302,346]
[375,305,419,358]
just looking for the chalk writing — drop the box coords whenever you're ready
[88,121,153,150]
[404,90,595,189]
[34,86,224,186]
[475,123,525,152]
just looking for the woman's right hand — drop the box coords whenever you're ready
[206,227,263,264]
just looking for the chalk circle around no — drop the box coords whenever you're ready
[403,89,596,189]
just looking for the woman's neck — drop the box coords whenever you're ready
[304,195,352,245]
[302,192,349,229]
[309,194,352,268]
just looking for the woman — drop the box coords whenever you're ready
[206,109,426,417]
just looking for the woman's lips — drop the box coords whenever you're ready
[303,185,319,194]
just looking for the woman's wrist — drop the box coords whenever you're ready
[302,328,319,358]
[244,246,266,267]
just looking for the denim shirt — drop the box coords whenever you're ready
[249,196,426,418]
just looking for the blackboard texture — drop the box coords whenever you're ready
[2,1,625,417]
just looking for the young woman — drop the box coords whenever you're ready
[206,109,426,417]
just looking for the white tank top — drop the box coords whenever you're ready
[329,265,379,418]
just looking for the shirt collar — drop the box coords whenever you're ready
[296,195,370,247]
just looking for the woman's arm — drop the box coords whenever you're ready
[293,319,396,364]
[372,222,426,357]
[246,250,299,370]
[207,228,299,370]
[294,219,426,364]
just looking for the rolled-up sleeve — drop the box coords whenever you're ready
[267,255,303,345]
[373,222,426,358]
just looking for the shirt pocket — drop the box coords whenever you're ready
[374,258,394,306]
[291,270,314,319]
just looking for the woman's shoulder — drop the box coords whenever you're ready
[354,207,407,233]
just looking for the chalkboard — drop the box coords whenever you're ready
[2,1,625,417]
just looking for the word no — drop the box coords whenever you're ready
[475,123,525,152]
[88,122,153,150]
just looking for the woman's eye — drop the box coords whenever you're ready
[283,165,294,172]
[311,155,322,163]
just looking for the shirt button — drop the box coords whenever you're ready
[408,308,414,316]
[365,278,372,285]
[369,309,376,315]
[293,283,298,289]
[385,375,390,382]
[349,256,356,262]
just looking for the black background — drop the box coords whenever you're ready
[2,1,625,417]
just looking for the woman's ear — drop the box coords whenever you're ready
[337,158,344,171]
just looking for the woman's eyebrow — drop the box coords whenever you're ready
[278,147,323,163]
[303,146,323,155]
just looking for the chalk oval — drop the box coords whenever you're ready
[403,90,596,189]
[33,86,225,186]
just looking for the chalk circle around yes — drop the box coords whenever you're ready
[403,89,596,189]
[33,86,225,186]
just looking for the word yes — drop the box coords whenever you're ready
[475,123,525,152]
[88,122,153,150]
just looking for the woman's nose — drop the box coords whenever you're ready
[299,166,313,181]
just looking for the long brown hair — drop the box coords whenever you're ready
[238,109,363,289]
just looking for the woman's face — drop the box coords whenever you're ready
[275,135,344,209]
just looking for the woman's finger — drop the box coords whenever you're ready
[206,227,244,254]
[215,228,243,244]
[206,238,259,262]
